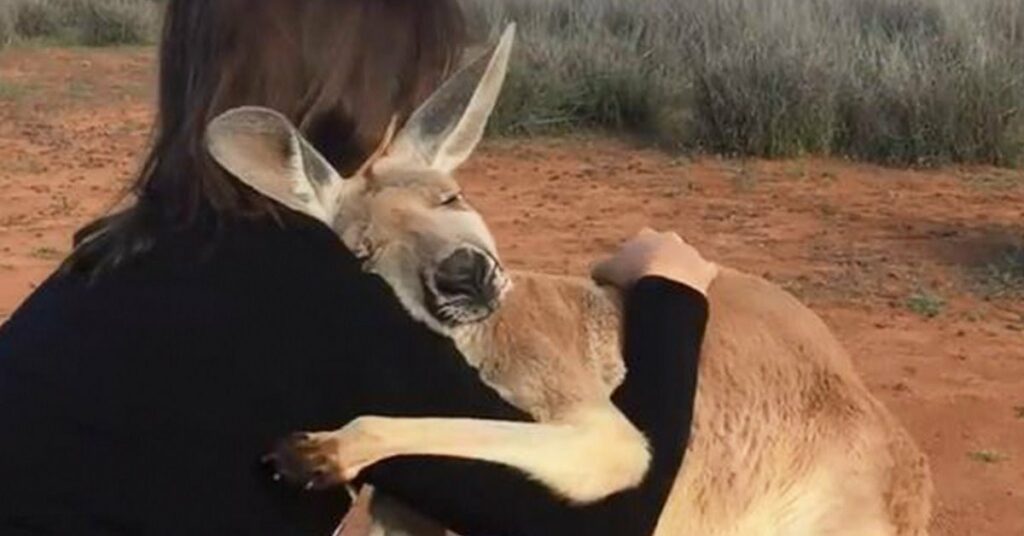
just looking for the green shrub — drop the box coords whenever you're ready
[0,3,16,49]
[906,290,946,318]
[472,0,664,138]
[976,245,1024,298]
[65,0,159,46]
[3,0,160,47]
[466,0,1024,166]
[12,0,68,41]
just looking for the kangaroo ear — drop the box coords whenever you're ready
[206,106,346,224]
[386,23,516,173]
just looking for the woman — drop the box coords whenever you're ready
[0,1,715,535]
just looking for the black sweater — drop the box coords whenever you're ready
[0,217,707,536]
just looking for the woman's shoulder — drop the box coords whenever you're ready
[0,217,369,348]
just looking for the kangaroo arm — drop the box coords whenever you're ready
[281,403,650,505]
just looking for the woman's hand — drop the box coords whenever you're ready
[592,229,718,295]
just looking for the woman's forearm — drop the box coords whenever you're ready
[364,277,708,535]
[586,276,707,534]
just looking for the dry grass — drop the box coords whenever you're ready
[976,245,1024,299]
[967,450,1009,464]
[0,2,16,49]
[464,0,1024,167]
[3,0,1022,167]
[2,0,160,47]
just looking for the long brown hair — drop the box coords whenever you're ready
[68,0,467,274]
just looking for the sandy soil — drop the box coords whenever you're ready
[1,48,1022,536]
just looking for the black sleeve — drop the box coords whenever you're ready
[363,276,708,536]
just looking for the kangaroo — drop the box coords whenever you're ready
[205,25,932,536]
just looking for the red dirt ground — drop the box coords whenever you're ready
[1,48,1022,536]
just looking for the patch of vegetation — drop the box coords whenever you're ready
[818,204,839,219]
[1,0,160,47]
[967,450,1008,464]
[730,166,757,193]
[465,0,1024,166]
[0,80,30,101]
[68,0,160,46]
[66,79,94,100]
[906,290,945,318]
[11,0,66,41]
[975,245,1024,298]
[30,246,65,261]
[0,2,16,49]
[963,173,1022,192]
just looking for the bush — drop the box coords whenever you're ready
[0,3,16,49]
[468,0,674,139]
[65,0,159,46]
[466,0,1024,166]
[976,245,1024,298]
[2,0,160,47]
[12,0,67,41]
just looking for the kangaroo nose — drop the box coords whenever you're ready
[434,248,499,305]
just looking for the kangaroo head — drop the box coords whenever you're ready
[205,25,516,334]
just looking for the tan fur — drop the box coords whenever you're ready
[453,273,624,419]
[648,268,932,535]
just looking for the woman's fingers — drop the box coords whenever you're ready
[592,229,717,294]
